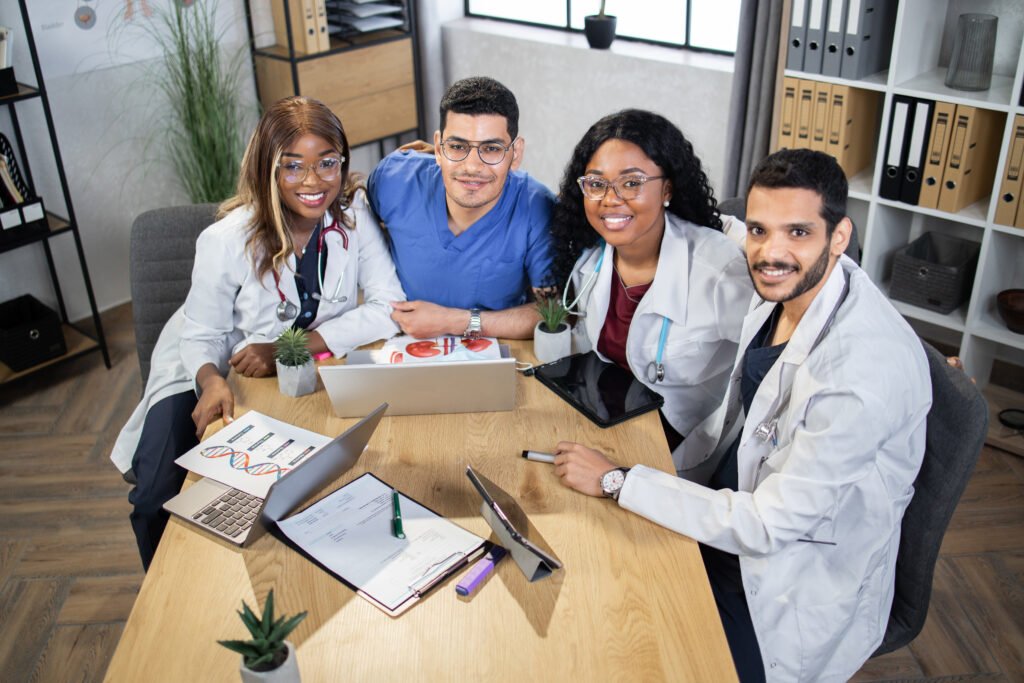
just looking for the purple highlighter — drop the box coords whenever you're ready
[455,546,508,597]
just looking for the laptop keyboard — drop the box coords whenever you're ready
[193,489,262,538]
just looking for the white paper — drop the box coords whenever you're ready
[333,15,403,32]
[278,474,483,612]
[327,2,403,18]
[379,334,501,364]
[175,411,330,498]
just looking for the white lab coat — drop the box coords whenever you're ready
[569,212,752,441]
[618,256,932,682]
[110,192,404,473]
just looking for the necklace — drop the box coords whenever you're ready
[293,223,318,256]
[615,266,650,304]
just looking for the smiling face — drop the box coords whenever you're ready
[744,186,850,311]
[277,133,343,233]
[581,139,671,256]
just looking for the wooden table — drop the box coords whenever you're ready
[105,342,737,682]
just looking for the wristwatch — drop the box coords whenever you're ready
[463,307,482,340]
[600,467,630,500]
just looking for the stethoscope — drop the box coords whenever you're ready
[272,220,349,322]
[562,241,672,384]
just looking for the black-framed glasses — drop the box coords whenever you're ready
[277,156,346,184]
[577,173,667,201]
[439,138,517,165]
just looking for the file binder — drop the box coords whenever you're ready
[811,81,832,151]
[840,0,897,80]
[822,0,848,77]
[271,0,319,54]
[777,76,800,150]
[918,101,956,210]
[937,106,1004,214]
[994,115,1024,227]
[899,99,934,205]
[880,96,913,200]
[804,0,828,74]
[786,0,809,71]
[796,79,816,147]
[315,0,330,52]
[825,85,880,178]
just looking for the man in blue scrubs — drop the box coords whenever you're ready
[368,77,555,339]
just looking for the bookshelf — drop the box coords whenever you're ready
[774,0,1024,387]
[0,0,110,384]
[244,0,424,147]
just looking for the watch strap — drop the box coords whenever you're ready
[464,307,482,339]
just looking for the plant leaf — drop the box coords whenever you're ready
[262,590,275,632]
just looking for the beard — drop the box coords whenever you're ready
[749,241,831,303]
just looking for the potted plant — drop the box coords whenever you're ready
[219,589,307,683]
[275,327,317,397]
[584,0,617,49]
[534,296,571,363]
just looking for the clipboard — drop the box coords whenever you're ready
[466,466,562,582]
[273,472,488,617]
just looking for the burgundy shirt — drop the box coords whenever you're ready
[597,269,651,371]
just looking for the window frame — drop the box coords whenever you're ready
[462,0,737,57]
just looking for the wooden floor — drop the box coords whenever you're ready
[0,303,1022,683]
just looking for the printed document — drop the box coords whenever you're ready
[277,473,484,614]
[175,411,330,498]
[378,334,501,364]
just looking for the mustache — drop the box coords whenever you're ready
[751,261,798,271]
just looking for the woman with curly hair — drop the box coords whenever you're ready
[111,96,404,569]
[550,109,751,457]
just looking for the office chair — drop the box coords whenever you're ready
[717,196,862,265]
[872,339,987,655]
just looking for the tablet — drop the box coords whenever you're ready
[533,351,665,428]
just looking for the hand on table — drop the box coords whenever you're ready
[191,376,235,440]
[229,342,277,378]
[553,441,617,498]
[390,300,465,338]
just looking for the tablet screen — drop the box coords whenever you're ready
[533,352,665,428]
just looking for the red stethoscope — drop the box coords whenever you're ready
[272,220,349,321]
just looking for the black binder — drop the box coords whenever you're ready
[899,99,934,205]
[880,95,915,200]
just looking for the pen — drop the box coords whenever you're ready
[455,546,507,597]
[522,450,556,464]
[391,488,405,539]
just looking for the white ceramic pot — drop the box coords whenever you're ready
[276,361,317,397]
[240,640,300,683]
[534,321,571,364]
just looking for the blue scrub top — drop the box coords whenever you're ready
[367,150,555,311]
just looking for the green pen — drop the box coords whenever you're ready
[391,488,405,539]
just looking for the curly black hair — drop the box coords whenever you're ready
[549,109,721,290]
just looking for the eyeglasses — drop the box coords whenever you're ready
[277,156,345,184]
[577,173,667,201]
[439,138,517,165]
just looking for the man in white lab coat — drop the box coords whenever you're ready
[553,149,931,682]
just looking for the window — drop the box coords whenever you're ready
[465,0,741,55]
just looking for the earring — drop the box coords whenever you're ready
[663,199,670,207]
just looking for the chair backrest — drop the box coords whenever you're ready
[130,204,219,386]
[872,340,987,656]
[717,195,862,264]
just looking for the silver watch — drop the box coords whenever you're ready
[463,307,482,340]
[600,467,630,500]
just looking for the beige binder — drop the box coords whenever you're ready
[795,79,817,149]
[918,101,956,210]
[937,106,1004,214]
[810,80,831,151]
[776,77,799,150]
[825,85,880,178]
[315,0,330,52]
[271,0,318,55]
[994,115,1024,227]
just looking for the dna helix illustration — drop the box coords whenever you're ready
[199,446,290,479]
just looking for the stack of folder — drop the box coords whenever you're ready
[271,0,331,54]
[775,76,881,178]
[881,97,1004,212]
[787,0,898,79]
[994,115,1024,229]
[326,1,404,37]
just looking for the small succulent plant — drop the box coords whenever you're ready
[537,295,570,333]
[218,589,307,672]
[274,327,313,367]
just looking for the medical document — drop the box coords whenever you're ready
[378,334,502,364]
[277,473,485,614]
[175,411,330,498]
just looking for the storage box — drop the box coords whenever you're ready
[0,295,66,371]
[890,232,980,314]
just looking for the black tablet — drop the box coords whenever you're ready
[533,351,665,428]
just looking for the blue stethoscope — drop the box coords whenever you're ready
[272,219,349,321]
[562,241,671,384]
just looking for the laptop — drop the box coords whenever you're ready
[319,348,516,417]
[164,403,387,547]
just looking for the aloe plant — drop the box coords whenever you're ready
[274,327,313,367]
[537,296,570,333]
[218,589,307,672]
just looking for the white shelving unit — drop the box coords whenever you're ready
[780,0,1024,387]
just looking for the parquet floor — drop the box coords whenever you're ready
[0,303,1022,682]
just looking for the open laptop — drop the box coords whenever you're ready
[319,348,516,417]
[164,403,387,547]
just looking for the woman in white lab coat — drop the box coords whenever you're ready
[549,109,752,456]
[111,97,404,569]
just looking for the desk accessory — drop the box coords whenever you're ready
[218,589,305,683]
[996,289,1024,334]
[391,487,406,539]
[275,327,316,397]
[522,450,555,464]
[534,296,570,363]
[945,14,997,91]
[455,545,507,597]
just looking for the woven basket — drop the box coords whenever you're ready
[890,232,979,314]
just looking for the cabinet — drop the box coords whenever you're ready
[774,0,1024,387]
[244,0,423,147]
[0,0,109,383]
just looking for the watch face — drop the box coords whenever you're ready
[601,468,626,495]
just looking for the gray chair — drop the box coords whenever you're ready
[873,340,987,655]
[717,196,862,265]
[130,204,219,386]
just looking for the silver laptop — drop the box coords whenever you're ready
[319,348,516,418]
[164,403,387,547]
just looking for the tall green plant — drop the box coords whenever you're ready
[151,0,246,203]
